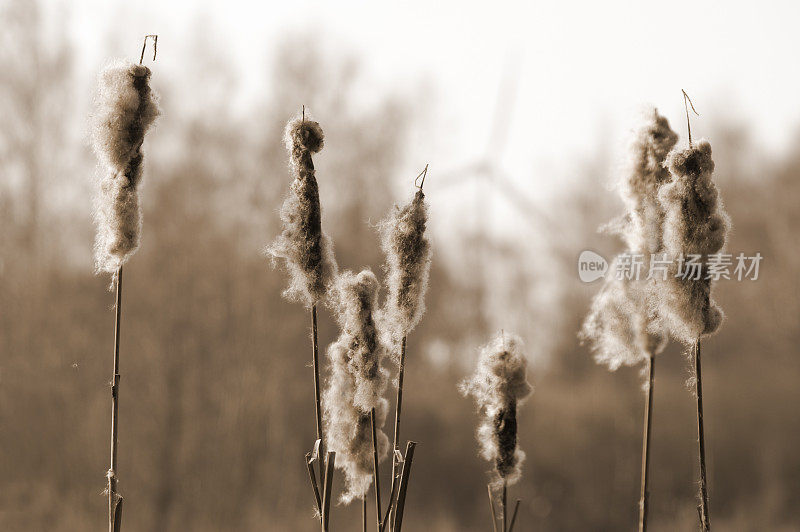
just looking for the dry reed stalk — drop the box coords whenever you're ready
[363,498,368,532]
[388,336,406,526]
[379,469,399,532]
[638,353,655,532]
[694,341,710,531]
[321,451,336,532]
[108,265,123,532]
[502,481,508,532]
[392,441,416,532]
[371,408,382,531]
[508,499,520,532]
[487,485,498,532]
[312,303,324,481]
[305,452,322,515]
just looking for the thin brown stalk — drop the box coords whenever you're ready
[508,500,520,532]
[487,485,498,532]
[370,408,382,531]
[393,441,417,532]
[107,265,123,532]
[682,89,699,148]
[389,336,407,528]
[305,452,322,515]
[139,34,157,64]
[363,498,368,532]
[321,451,335,532]
[379,473,399,532]
[694,340,711,531]
[502,481,508,532]
[311,304,325,482]
[639,353,655,532]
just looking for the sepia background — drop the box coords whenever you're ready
[2,0,799,530]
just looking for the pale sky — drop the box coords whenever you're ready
[65,0,800,209]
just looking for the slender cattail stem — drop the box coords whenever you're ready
[487,485,498,532]
[638,353,655,532]
[321,451,335,532]
[311,304,325,482]
[694,340,711,531]
[508,500,520,532]
[389,336,407,528]
[108,265,124,532]
[380,471,398,532]
[502,481,508,532]
[363,498,368,532]
[392,441,416,532]
[370,408,382,531]
[305,453,322,515]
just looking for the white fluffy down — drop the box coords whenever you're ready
[91,60,159,279]
[322,270,390,503]
[460,332,532,487]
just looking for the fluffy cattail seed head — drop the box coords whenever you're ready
[655,140,730,344]
[323,270,390,503]
[581,270,652,370]
[621,109,679,255]
[267,113,338,307]
[460,332,532,487]
[582,110,675,369]
[284,118,324,158]
[91,60,159,278]
[379,189,432,348]
[661,141,729,258]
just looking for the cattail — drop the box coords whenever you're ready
[581,109,677,369]
[323,270,390,503]
[581,109,678,532]
[659,140,729,532]
[377,176,432,528]
[379,188,432,346]
[621,109,680,255]
[655,140,730,344]
[92,60,159,281]
[460,332,532,488]
[659,93,729,532]
[91,37,159,532]
[267,113,338,307]
[268,113,339,518]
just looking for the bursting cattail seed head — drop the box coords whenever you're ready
[655,140,730,344]
[323,270,390,503]
[91,60,159,279]
[379,189,432,347]
[267,113,338,307]
[581,271,654,370]
[460,332,532,487]
[621,109,679,255]
[582,110,675,369]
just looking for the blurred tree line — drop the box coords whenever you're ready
[1,1,799,530]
